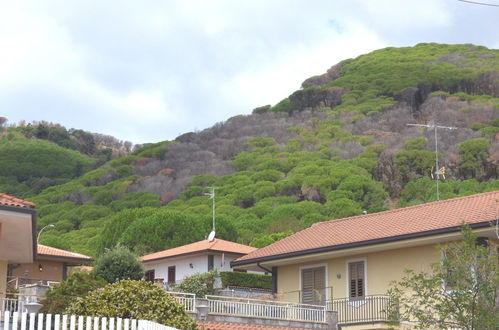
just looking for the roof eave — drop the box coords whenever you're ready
[36,254,94,263]
[231,221,493,267]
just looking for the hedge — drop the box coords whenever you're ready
[220,271,272,289]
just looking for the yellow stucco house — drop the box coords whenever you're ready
[232,191,499,329]
[0,193,37,298]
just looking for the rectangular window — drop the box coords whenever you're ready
[208,255,214,271]
[167,266,176,284]
[348,261,365,300]
[301,266,326,305]
[145,269,155,282]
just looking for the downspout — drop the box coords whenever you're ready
[257,262,278,294]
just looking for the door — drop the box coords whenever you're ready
[167,266,176,284]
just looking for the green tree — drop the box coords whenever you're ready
[40,272,106,314]
[118,210,205,254]
[388,226,499,329]
[66,280,196,330]
[459,138,490,180]
[93,246,144,283]
[250,231,293,248]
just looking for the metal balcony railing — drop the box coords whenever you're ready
[327,294,394,325]
[205,295,327,323]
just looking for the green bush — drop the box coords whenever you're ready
[93,246,144,283]
[40,272,106,314]
[172,270,218,297]
[66,280,196,329]
[220,271,272,290]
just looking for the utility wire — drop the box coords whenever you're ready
[457,0,499,7]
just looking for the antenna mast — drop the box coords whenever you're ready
[407,122,457,201]
[204,187,217,232]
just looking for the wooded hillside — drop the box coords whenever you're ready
[3,43,499,256]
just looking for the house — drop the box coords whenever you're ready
[231,191,499,328]
[8,244,93,290]
[0,193,37,298]
[141,238,257,285]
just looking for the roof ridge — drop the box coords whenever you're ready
[316,190,499,227]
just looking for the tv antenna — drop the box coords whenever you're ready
[204,187,217,241]
[407,122,457,201]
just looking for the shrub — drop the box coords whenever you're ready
[93,246,144,283]
[220,272,272,290]
[66,280,196,330]
[171,270,218,297]
[40,272,106,314]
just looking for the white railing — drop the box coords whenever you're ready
[7,277,60,291]
[1,312,178,330]
[166,292,196,312]
[205,295,326,323]
[1,298,26,314]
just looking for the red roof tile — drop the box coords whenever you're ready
[38,244,93,261]
[235,191,499,264]
[199,322,291,329]
[0,193,35,208]
[141,238,256,262]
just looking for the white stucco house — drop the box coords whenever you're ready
[140,238,257,285]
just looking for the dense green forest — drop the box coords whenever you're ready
[3,43,499,257]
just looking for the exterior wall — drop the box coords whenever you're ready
[10,260,65,282]
[0,259,7,297]
[277,243,440,302]
[143,253,244,284]
[144,254,209,283]
[213,254,238,272]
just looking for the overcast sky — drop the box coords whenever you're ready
[1,0,498,144]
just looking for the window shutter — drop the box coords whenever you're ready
[301,267,326,305]
[302,269,314,304]
[349,261,365,299]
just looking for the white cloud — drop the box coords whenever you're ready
[226,25,386,111]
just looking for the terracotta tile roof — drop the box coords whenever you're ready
[0,193,35,208]
[235,190,499,264]
[141,238,257,262]
[199,322,291,329]
[38,244,93,261]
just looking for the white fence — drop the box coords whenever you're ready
[205,295,326,323]
[1,312,178,330]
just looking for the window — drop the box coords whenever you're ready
[348,261,365,300]
[301,266,326,305]
[145,269,155,282]
[167,266,176,284]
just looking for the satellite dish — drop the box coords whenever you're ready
[208,230,216,242]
